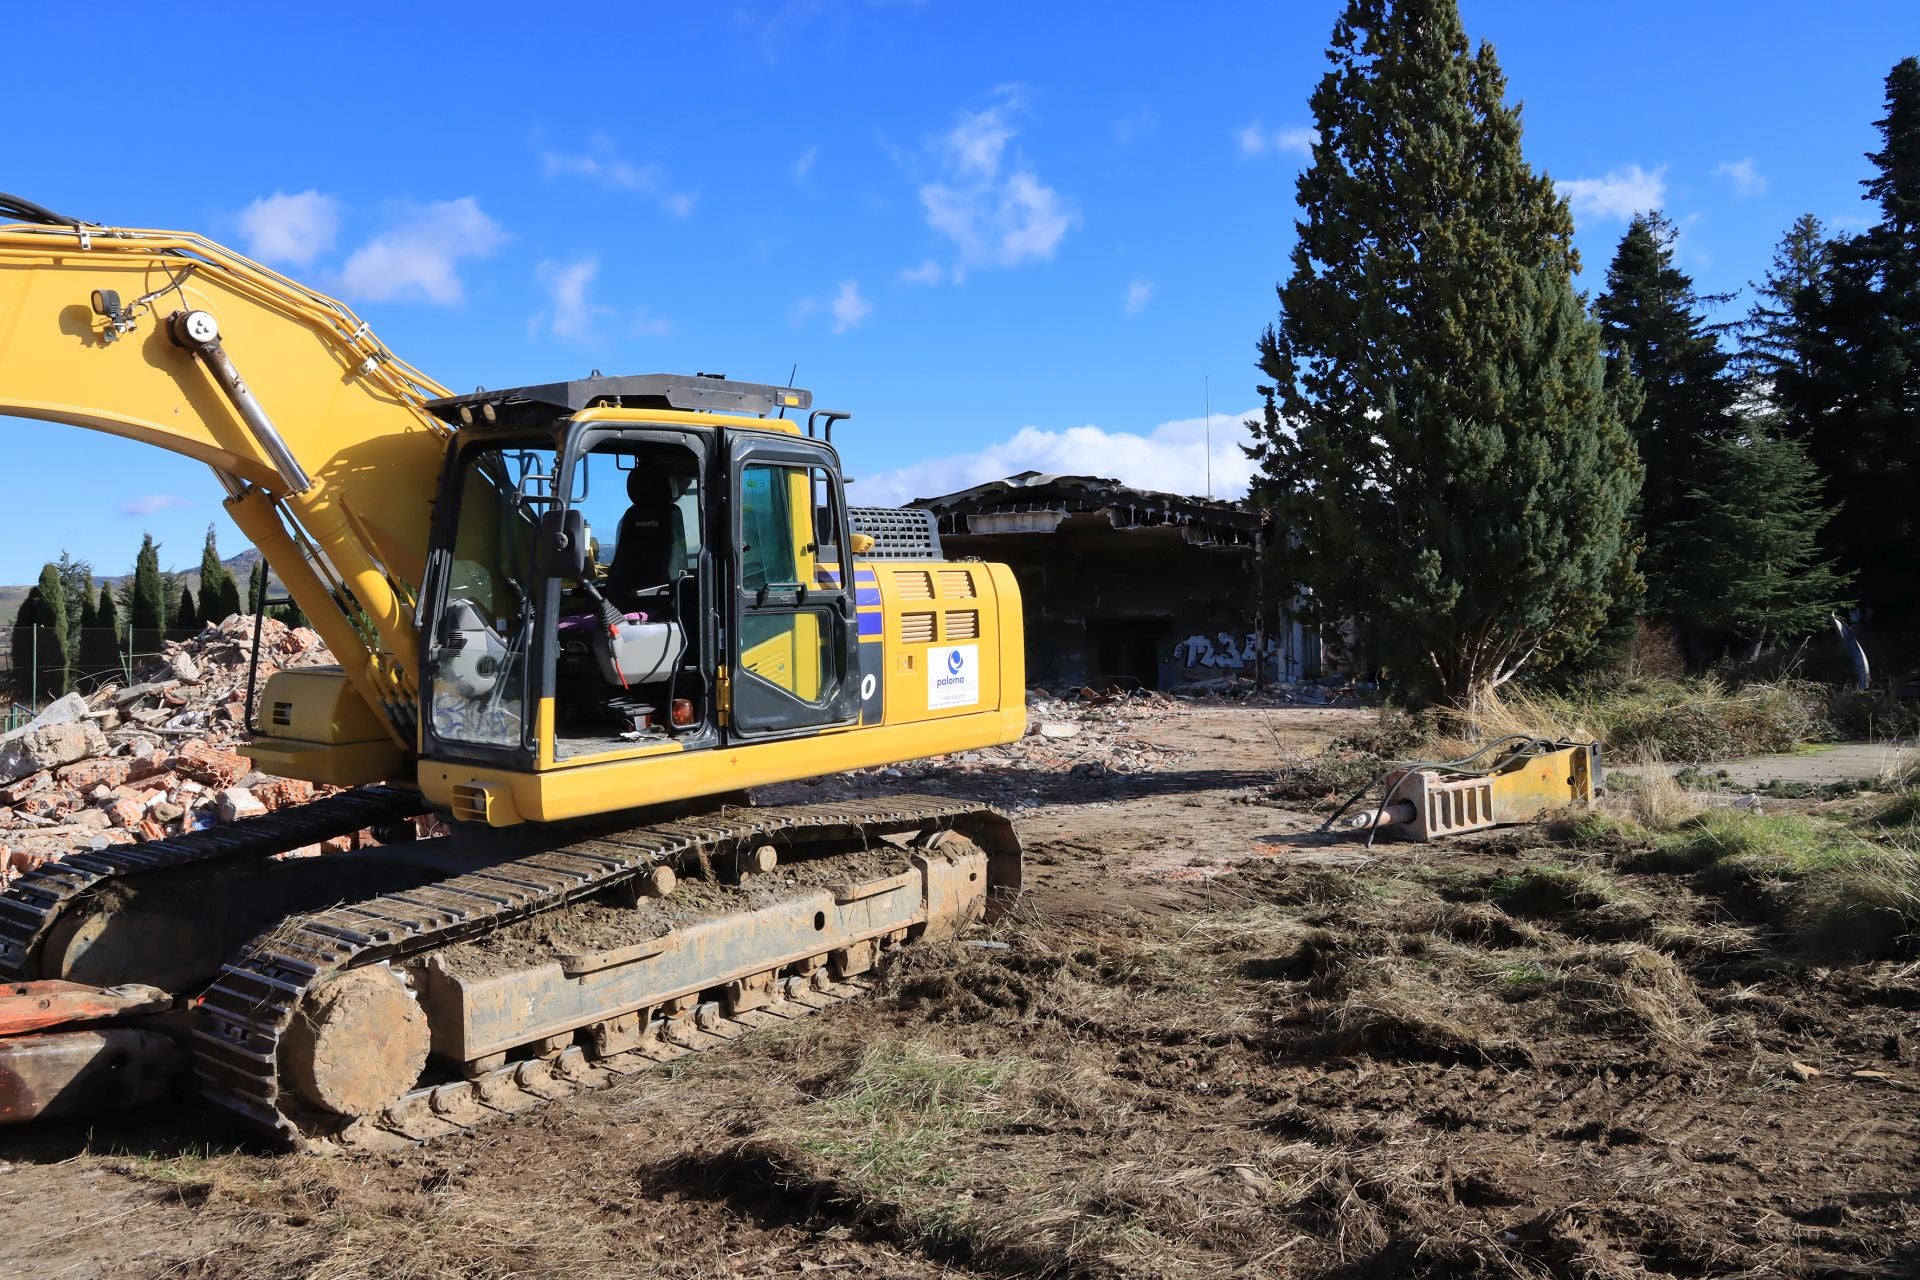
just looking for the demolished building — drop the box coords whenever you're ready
[910,472,1319,691]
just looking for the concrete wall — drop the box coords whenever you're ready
[943,523,1318,690]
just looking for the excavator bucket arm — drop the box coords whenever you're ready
[0,195,452,741]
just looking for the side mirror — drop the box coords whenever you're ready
[538,507,589,579]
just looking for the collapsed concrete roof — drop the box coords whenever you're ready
[912,472,1263,549]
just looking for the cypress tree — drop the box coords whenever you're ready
[33,563,68,699]
[53,552,91,665]
[1779,57,1920,631]
[197,525,239,624]
[128,533,166,657]
[172,585,199,639]
[1594,212,1741,642]
[9,589,41,701]
[80,584,121,681]
[76,589,98,680]
[213,572,241,623]
[246,559,267,618]
[1248,0,1639,705]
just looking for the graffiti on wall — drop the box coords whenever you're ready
[1173,631,1282,671]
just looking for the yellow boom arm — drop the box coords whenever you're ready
[0,210,453,744]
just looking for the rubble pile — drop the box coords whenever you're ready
[869,686,1194,785]
[0,615,342,885]
[1170,672,1368,706]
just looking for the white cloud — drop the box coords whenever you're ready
[917,91,1078,272]
[336,198,506,305]
[541,149,663,191]
[531,256,669,341]
[541,146,696,217]
[1560,164,1667,221]
[534,257,605,340]
[237,191,340,266]
[1237,121,1317,158]
[831,280,871,334]
[119,494,193,518]
[1124,279,1153,315]
[793,146,819,182]
[899,259,945,286]
[1716,158,1765,197]
[853,408,1262,507]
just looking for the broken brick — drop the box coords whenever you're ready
[174,742,251,788]
[57,758,132,791]
[0,771,53,806]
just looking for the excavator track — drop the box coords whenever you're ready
[0,786,426,981]
[190,794,1014,1151]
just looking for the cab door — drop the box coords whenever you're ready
[726,434,861,737]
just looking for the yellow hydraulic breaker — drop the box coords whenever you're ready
[1333,739,1602,842]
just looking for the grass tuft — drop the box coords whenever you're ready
[1487,866,1619,918]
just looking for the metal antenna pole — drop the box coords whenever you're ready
[1204,375,1212,501]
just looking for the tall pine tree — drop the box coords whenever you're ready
[1594,212,1741,644]
[32,563,68,700]
[1684,427,1851,655]
[1739,214,1831,397]
[1780,58,1920,632]
[1249,0,1639,704]
[128,533,166,657]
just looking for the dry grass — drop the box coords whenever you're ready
[1616,759,1707,832]
[1444,677,1832,765]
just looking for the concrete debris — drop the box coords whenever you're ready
[0,720,109,786]
[851,686,1196,790]
[0,613,343,888]
[217,786,267,824]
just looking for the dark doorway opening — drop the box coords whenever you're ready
[1088,617,1171,690]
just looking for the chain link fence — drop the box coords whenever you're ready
[0,625,175,729]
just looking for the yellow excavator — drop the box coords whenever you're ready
[0,195,1023,1149]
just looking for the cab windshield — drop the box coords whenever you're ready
[426,445,552,751]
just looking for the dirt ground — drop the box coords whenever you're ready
[3,700,1916,1279]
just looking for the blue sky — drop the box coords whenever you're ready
[3,0,1915,584]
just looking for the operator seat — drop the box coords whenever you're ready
[607,462,691,612]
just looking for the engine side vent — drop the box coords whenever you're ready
[944,610,979,641]
[900,612,936,644]
[893,570,934,601]
[849,507,943,559]
[936,568,977,598]
[270,701,293,728]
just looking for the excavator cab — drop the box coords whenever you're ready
[417,375,864,792]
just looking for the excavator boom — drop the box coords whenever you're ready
[0,196,450,742]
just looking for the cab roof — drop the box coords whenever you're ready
[425,373,811,431]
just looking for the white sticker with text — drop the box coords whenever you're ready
[927,644,979,710]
